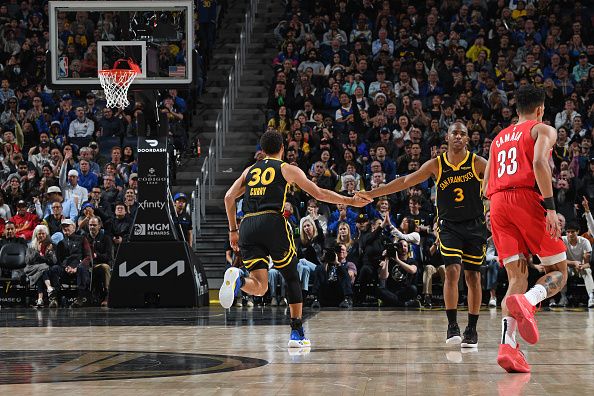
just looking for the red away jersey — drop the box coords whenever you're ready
[486,120,541,198]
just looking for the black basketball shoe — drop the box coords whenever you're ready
[446,323,462,344]
[461,326,478,348]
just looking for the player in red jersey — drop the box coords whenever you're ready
[484,85,568,373]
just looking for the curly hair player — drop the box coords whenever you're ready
[357,122,488,348]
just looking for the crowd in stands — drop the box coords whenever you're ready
[230,0,594,309]
[0,0,216,307]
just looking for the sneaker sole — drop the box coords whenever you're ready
[507,296,539,345]
[461,342,478,348]
[219,268,240,309]
[446,336,462,345]
[497,354,530,373]
[288,339,311,348]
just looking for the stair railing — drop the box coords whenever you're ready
[193,0,259,239]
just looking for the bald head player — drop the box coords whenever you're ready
[358,122,488,348]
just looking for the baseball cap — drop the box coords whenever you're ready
[380,127,391,134]
[356,213,369,223]
[81,202,95,210]
[452,66,461,73]
[129,173,138,180]
[61,218,75,226]
[173,192,187,201]
[61,94,71,101]
[86,92,96,99]
[376,66,385,73]
[589,157,594,164]
[68,169,79,177]
[47,186,62,194]
[579,52,588,58]
[16,200,27,207]
[39,141,50,148]
[50,120,61,127]
[89,141,98,148]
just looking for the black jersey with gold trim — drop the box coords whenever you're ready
[435,151,484,222]
[242,158,289,214]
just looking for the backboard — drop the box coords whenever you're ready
[48,1,193,89]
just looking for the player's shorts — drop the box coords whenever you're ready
[489,189,566,266]
[438,216,487,271]
[238,210,296,271]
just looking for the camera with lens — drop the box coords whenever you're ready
[383,240,402,258]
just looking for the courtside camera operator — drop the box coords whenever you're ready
[312,247,354,308]
[377,239,420,307]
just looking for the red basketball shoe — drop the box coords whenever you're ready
[506,294,539,344]
[497,343,531,373]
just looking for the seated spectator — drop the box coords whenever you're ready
[48,218,92,308]
[300,199,328,236]
[75,158,98,192]
[38,185,78,223]
[59,157,89,210]
[172,193,192,246]
[312,248,353,308]
[561,222,594,308]
[68,106,94,148]
[328,203,358,236]
[367,197,397,226]
[0,193,13,221]
[337,243,357,285]
[10,200,38,240]
[110,202,133,248]
[84,216,114,307]
[0,221,27,278]
[299,217,325,266]
[24,224,56,308]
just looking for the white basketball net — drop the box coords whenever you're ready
[98,69,138,109]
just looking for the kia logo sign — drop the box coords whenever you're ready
[146,139,159,147]
[119,260,185,277]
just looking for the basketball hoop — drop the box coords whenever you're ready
[98,58,140,109]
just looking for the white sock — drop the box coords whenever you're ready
[47,286,54,293]
[501,316,517,348]
[524,284,547,306]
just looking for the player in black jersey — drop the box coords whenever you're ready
[357,122,487,348]
[221,131,371,348]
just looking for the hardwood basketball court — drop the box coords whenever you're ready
[0,307,592,395]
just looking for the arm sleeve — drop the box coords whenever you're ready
[389,226,420,245]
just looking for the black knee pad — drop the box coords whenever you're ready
[278,259,303,305]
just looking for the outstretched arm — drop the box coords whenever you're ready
[281,164,371,207]
[224,167,250,250]
[358,158,438,200]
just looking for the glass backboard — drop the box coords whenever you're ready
[48,1,193,88]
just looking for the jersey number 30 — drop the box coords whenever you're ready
[248,167,276,186]
[497,147,518,177]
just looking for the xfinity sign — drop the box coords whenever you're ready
[139,200,166,210]
[119,260,185,277]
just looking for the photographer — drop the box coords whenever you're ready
[377,239,420,307]
[312,248,353,308]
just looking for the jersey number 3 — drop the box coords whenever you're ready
[248,167,275,186]
[497,147,518,177]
